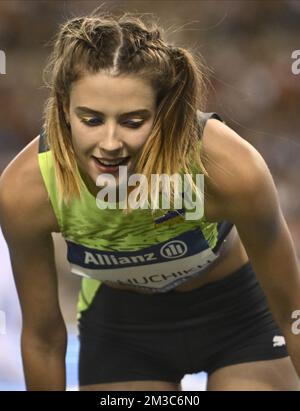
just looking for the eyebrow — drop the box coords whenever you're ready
[74,106,152,117]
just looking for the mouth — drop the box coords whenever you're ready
[92,156,131,173]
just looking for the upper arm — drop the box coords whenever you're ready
[201,118,300,314]
[0,154,66,341]
[203,119,283,246]
[201,118,264,201]
[227,158,300,317]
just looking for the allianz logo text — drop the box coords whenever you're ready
[84,240,188,266]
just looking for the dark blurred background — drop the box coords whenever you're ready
[0,0,299,390]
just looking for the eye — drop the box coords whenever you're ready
[124,119,144,128]
[80,117,145,128]
[80,117,103,127]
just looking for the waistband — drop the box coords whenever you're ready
[101,260,254,299]
[80,261,263,330]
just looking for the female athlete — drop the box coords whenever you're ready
[0,10,299,391]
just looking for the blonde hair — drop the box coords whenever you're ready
[42,7,209,211]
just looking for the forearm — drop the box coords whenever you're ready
[21,331,67,391]
[255,261,300,380]
[281,324,300,380]
[237,213,300,378]
[249,246,300,379]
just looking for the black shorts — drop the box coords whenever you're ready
[78,261,288,386]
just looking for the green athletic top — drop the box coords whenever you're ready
[38,111,233,317]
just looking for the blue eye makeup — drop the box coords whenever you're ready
[125,120,144,128]
[80,118,103,126]
[80,117,144,128]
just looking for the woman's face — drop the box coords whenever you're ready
[65,71,157,193]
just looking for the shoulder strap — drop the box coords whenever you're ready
[196,110,225,139]
[38,127,50,153]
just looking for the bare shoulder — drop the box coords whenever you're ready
[201,118,274,221]
[0,136,59,238]
[0,140,66,340]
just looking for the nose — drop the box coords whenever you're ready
[98,121,123,154]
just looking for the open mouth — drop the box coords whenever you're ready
[92,156,130,171]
